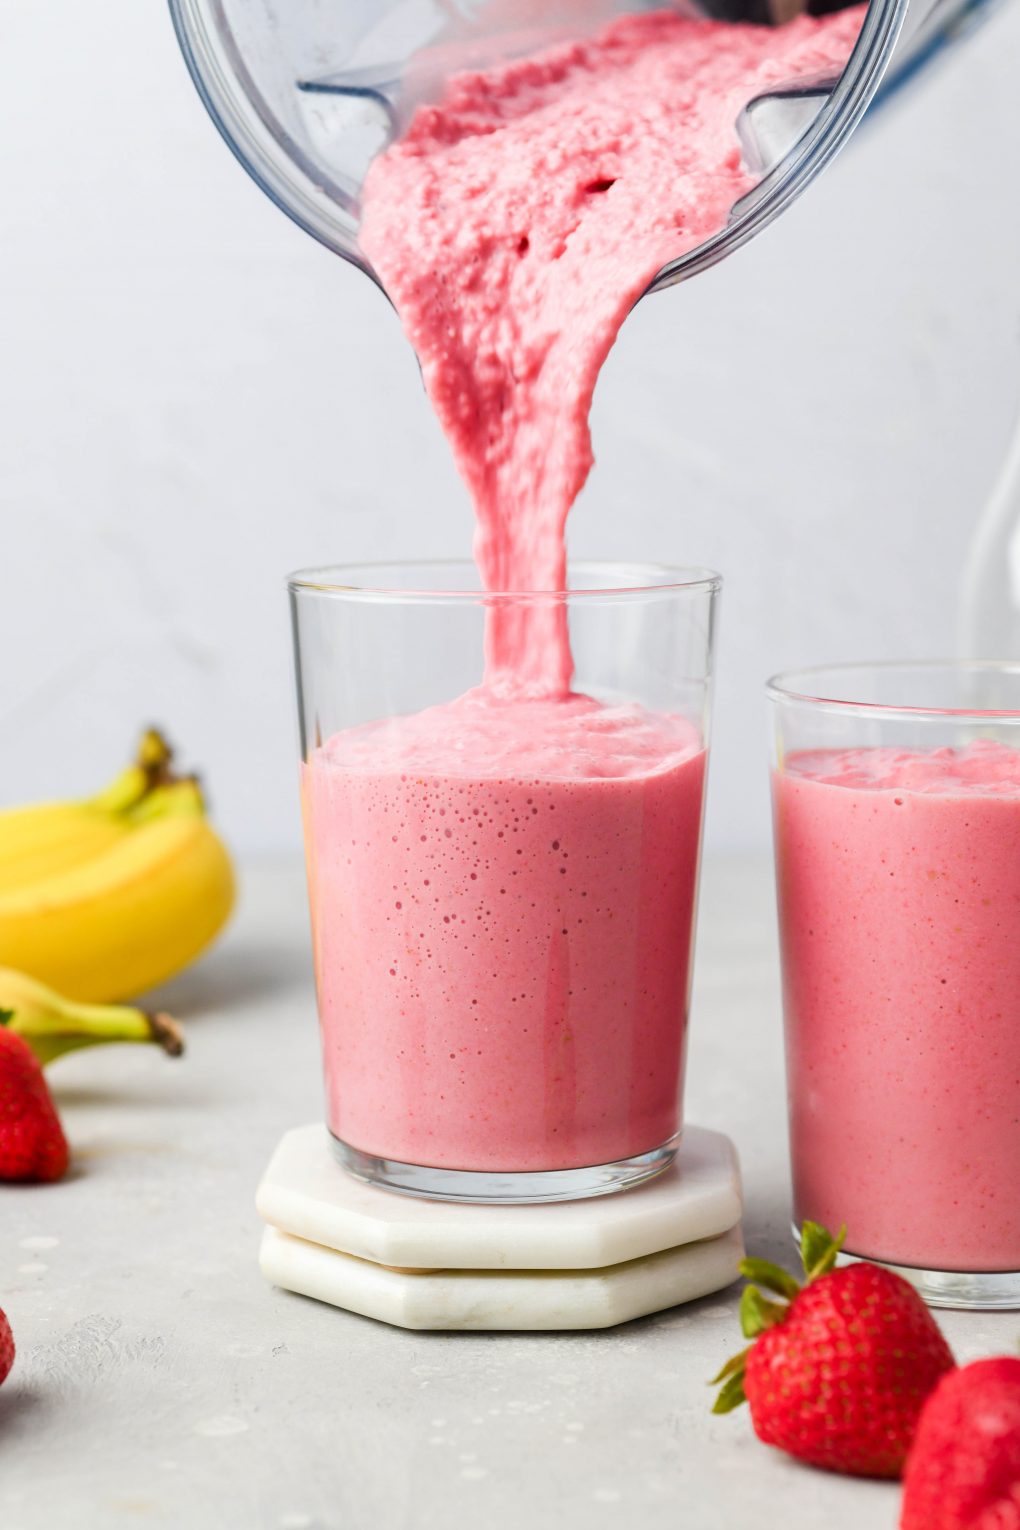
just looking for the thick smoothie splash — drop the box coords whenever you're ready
[361,6,863,694]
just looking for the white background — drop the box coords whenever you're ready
[1,0,1018,856]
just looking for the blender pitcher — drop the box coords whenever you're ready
[168,0,994,291]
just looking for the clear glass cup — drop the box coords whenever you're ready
[769,661,1020,1309]
[289,560,719,1203]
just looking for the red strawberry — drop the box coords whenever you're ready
[0,1308,13,1386]
[0,1012,69,1182]
[900,1357,1020,1529]
[712,1222,955,1478]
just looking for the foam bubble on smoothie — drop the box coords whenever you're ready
[361,6,863,695]
[785,741,1020,797]
[320,691,702,781]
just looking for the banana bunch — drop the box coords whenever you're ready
[0,730,235,1002]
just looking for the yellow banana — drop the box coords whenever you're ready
[0,732,235,1001]
[127,776,205,824]
[0,967,184,1066]
[0,809,130,895]
[0,728,177,896]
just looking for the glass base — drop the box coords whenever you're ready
[792,1224,1020,1310]
[330,1131,681,1204]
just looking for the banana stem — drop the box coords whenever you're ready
[147,1011,185,1057]
[88,729,177,816]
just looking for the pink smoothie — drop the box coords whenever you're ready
[774,742,1020,1271]
[305,693,706,1170]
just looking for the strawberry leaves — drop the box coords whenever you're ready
[801,1221,847,1281]
[738,1257,800,1301]
[711,1222,848,1415]
[712,1367,749,1415]
[740,1286,788,1337]
[710,1346,751,1414]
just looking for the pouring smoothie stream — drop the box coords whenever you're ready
[302,8,862,1180]
[361,7,864,697]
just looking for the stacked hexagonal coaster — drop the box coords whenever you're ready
[257,1124,744,1330]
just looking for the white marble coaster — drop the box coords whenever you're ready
[260,1223,744,1331]
[257,1123,743,1271]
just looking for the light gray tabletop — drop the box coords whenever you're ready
[1,859,1013,1530]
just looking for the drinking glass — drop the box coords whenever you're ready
[769,661,1020,1308]
[290,560,719,1202]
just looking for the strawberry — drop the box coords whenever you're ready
[0,1308,13,1386]
[712,1222,955,1478]
[0,1010,69,1182]
[900,1357,1020,1529]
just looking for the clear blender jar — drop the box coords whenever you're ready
[168,0,994,292]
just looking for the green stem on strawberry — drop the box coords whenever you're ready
[711,1222,847,1416]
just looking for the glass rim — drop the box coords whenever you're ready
[766,659,1020,721]
[287,558,722,604]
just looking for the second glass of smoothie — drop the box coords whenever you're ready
[291,561,718,1202]
[770,662,1020,1308]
